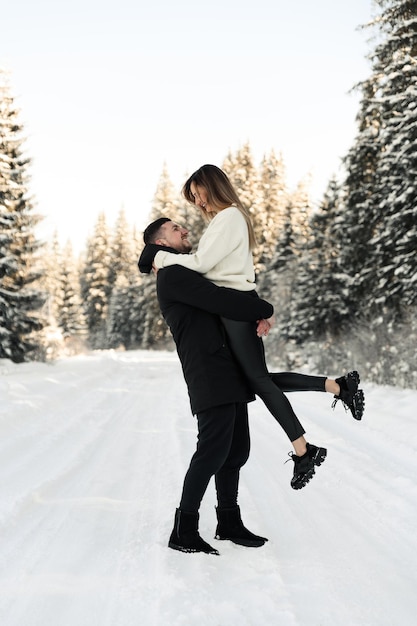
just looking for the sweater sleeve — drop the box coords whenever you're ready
[154,208,244,273]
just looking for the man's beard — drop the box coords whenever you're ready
[178,241,192,253]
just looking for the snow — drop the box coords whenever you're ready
[1,349,416,626]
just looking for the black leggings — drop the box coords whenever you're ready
[269,371,326,393]
[221,319,326,442]
[180,403,250,514]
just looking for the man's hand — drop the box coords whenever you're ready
[256,316,275,337]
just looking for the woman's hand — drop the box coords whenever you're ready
[256,316,274,337]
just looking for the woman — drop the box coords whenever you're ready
[153,165,364,489]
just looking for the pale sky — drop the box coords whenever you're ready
[2,0,375,251]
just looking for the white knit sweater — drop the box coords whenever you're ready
[154,206,256,291]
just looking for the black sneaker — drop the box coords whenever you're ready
[289,450,315,490]
[332,370,365,420]
[306,442,327,467]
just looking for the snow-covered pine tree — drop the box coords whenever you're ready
[80,212,112,349]
[341,76,381,313]
[135,166,181,349]
[0,69,46,362]
[222,143,264,269]
[290,178,313,254]
[342,0,417,318]
[266,180,313,340]
[106,210,142,349]
[148,164,181,224]
[366,0,417,313]
[257,150,289,273]
[286,179,352,342]
[107,274,134,349]
[107,225,148,351]
[42,232,62,324]
[261,199,295,297]
[58,241,86,342]
[108,209,138,287]
[35,233,67,357]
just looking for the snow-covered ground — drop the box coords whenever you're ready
[1,350,416,626]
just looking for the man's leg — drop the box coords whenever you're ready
[168,403,237,555]
[214,403,268,547]
[179,403,237,513]
[215,402,250,509]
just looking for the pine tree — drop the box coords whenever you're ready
[286,179,351,341]
[260,178,314,344]
[109,208,138,286]
[342,0,417,317]
[58,241,86,340]
[257,150,289,272]
[367,0,417,312]
[258,200,294,303]
[148,163,181,223]
[107,213,142,349]
[290,178,313,253]
[222,143,263,268]
[136,166,183,349]
[0,69,46,362]
[80,212,112,349]
[42,232,62,324]
[107,275,134,349]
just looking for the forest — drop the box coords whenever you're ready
[1,0,416,388]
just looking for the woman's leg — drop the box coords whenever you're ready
[270,372,326,392]
[221,318,306,447]
[270,372,340,395]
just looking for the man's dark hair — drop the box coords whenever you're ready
[143,217,171,244]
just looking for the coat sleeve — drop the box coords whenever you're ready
[158,267,273,321]
[138,244,177,274]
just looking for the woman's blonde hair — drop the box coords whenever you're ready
[182,164,257,250]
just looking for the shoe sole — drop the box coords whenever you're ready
[168,541,219,555]
[291,466,315,490]
[351,389,365,420]
[333,371,365,420]
[349,370,360,386]
[215,535,267,547]
[310,446,327,467]
[291,447,327,490]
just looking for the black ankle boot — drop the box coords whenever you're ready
[215,505,268,547]
[168,508,219,555]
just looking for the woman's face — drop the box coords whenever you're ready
[190,182,216,214]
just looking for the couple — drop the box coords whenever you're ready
[138,164,365,556]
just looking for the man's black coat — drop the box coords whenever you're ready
[138,245,274,415]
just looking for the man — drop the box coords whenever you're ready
[138,217,274,555]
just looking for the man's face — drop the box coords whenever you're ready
[155,221,192,253]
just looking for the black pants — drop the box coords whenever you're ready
[179,403,250,514]
[221,319,326,442]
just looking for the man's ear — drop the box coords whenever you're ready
[154,238,167,246]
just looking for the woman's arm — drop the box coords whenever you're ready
[154,208,245,273]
